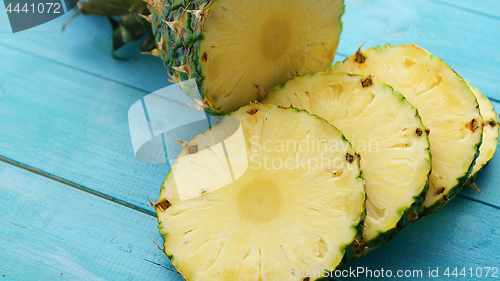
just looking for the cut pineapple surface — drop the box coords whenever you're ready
[156,104,365,281]
[466,81,499,181]
[264,72,431,252]
[150,0,344,114]
[332,44,483,215]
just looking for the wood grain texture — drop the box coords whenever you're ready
[0,44,181,214]
[0,161,183,281]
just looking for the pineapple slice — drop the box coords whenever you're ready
[264,72,431,254]
[149,0,344,114]
[155,104,365,280]
[466,81,499,183]
[331,44,483,215]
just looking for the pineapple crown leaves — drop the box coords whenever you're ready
[63,0,156,56]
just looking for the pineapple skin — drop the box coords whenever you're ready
[149,0,216,112]
[355,181,428,257]
[466,81,500,184]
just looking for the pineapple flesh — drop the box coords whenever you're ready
[155,104,365,280]
[466,81,499,182]
[149,0,344,114]
[332,44,483,215]
[264,72,431,254]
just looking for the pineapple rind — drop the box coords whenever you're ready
[360,84,430,256]
[357,179,428,257]
[465,81,500,183]
[150,0,211,108]
[332,44,483,216]
[156,104,365,280]
[264,72,431,256]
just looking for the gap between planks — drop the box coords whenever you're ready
[458,194,500,211]
[2,152,500,219]
[0,154,157,217]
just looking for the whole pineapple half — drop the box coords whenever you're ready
[465,81,499,183]
[264,72,431,255]
[155,104,365,280]
[148,0,344,114]
[331,44,483,216]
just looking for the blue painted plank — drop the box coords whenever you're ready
[336,0,500,102]
[0,44,180,213]
[0,7,170,94]
[338,196,500,280]
[0,161,183,281]
[429,0,500,20]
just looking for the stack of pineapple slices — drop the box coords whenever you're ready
[264,72,431,255]
[154,44,499,280]
[330,45,485,216]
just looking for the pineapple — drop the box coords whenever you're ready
[466,81,499,184]
[263,72,431,255]
[147,0,345,114]
[154,104,365,280]
[331,44,483,216]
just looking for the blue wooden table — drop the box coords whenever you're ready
[0,1,499,280]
